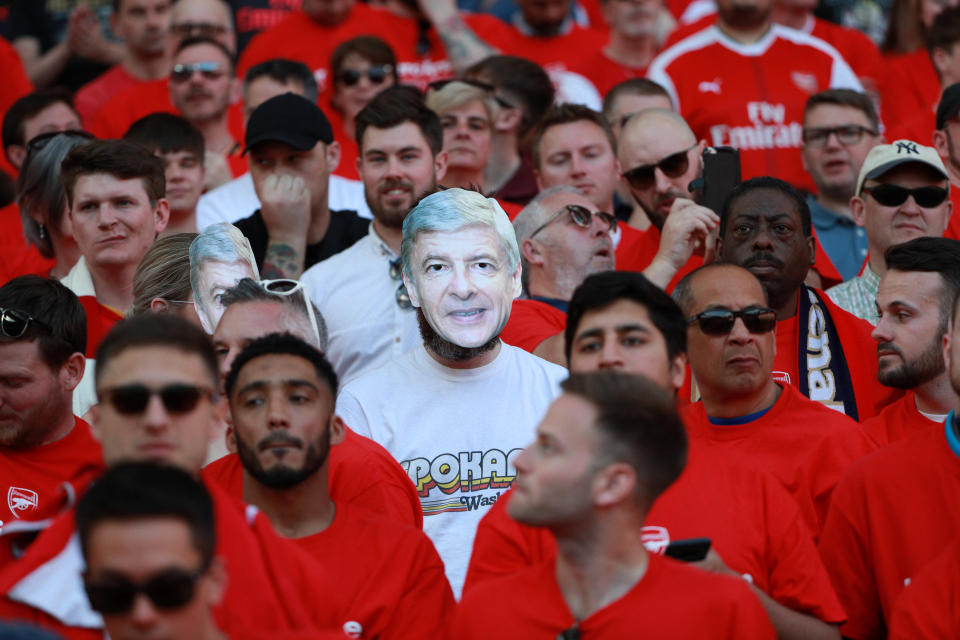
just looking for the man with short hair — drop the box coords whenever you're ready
[0,276,102,569]
[674,263,868,533]
[827,140,953,324]
[169,35,244,185]
[1,89,83,172]
[454,371,776,637]
[859,237,960,447]
[801,89,881,281]
[205,277,421,527]
[60,139,170,357]
[302,86,447,385]
[76,463,227,640]
[932,81,960,240]
[818,268,960,639]
[602,77,673,140]
[466,271,848,639]
[74,0,173,124]
[647,0,861,190]
[235,93,368,279]
[124,112,205,235]
[0,314,347,638]
[336,188,566,596]
[717,176,892,421]
[225,333,454,637]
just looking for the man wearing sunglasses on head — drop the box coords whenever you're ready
[0,314,349,639]
[0,276,104,572]
[827,140,953,324]
[674,263,869,536]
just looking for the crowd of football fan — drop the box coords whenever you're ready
[1,0,960,637]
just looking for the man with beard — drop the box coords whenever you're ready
[818,247,960,639]
[502,186,616,364]
[858,237,960,447]
[647,0,861,191]
[336,188,567,597]
[302,86,447,386]
[716,176,893,422]
[225,333,455,638]
[168,36,245,180]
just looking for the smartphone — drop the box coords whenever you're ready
[664,537,712,562]
[690,146,741,215]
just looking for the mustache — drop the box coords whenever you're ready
[257,431,303,452]
[378,179,413,194]
[876,341,902,357]
[745,252,784,269]
[186,88,213,100]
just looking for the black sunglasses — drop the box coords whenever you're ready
[862,184,948,208]
[84,568,204,615]
[529,204,616,240]
[170,61,224,84]
[622,144,697,191]
[336,65,393,87]
[686,307,776,336]
[389,258,412,309]
[98,383,214,415]
[0,308,50,339]
[428,78,515,110]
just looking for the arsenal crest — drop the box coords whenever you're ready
[7,487,38,519]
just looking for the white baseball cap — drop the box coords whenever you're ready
[856,139,948,194]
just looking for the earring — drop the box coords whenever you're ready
[38,224,45,240]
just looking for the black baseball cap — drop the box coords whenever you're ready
[243,93,334,154]
[936,83,960,130]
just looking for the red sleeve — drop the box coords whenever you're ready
[723,578,779,640]
[462,490,555,593]
[0,36,31,119]
[888,542,960,640]
[499,300,566,353]
[800,426,877,536]
[817,467,885,639]
[382,531,456,639]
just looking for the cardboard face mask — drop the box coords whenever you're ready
[190,224,260,334]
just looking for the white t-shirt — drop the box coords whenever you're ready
[336,342,567,597]
[301,227,420,387]
[195,172,372,231]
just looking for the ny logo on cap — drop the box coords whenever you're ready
[896,141,919,155]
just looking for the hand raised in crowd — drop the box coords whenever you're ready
[67,3,122,65]
[643,198,719,288]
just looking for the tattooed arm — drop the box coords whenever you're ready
[262,242,304,279]
[258,174,311,278]
[419,0,498,74]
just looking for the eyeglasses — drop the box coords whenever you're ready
[336,65,393,87]
[171,22,229,38]
[529,204,616,240]
[861,184,948,208]
[170,61,225,84]
[0,308,50,339]
[622,144,697,191]
[84,568,204,615]
[686,307,776,336]
[98,384,215,415]
[259,279,323,346]
[802,125,877,148]
[25,129,94,154]
[389,259,412,309]
[427,78,515,110]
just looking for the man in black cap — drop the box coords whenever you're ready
[234,92,369,279]
[934,81,960,241]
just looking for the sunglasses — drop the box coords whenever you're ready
[84,568,204,615]
[0,308,50,339]
[259,279,323,346]
[389,259,413,309]
[428,78,515,110]
[861,184,948,208]
[802,125,877,148]
[622,144,697,191]
[98,383,214,415]
[170,61,225,84]
[529,204,616,240]
[686,307,776,336]
[336,65,393,87]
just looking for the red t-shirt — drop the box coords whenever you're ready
[771,289,897,422]
[499,299,567,353]
[568,49,647,98]
[615,223,702,290]
[464,443,845,623]
[0,36,32,180]
[293,503,454,638]
[879,49,939,141]
[818,422,960,639]
[77,295,124,359]
[0,482,349,638]
[0,203,55,283]
[682,383,863,533]
[202,426,423,529]
[454,552,776,638]
[74,66,146,125]
[648,25,861,191]
[888,537,960,640]
[859,391,941,450]
[0,418,103,568]
[478,21,608,85]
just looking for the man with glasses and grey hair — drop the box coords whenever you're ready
[336,187,566,597]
